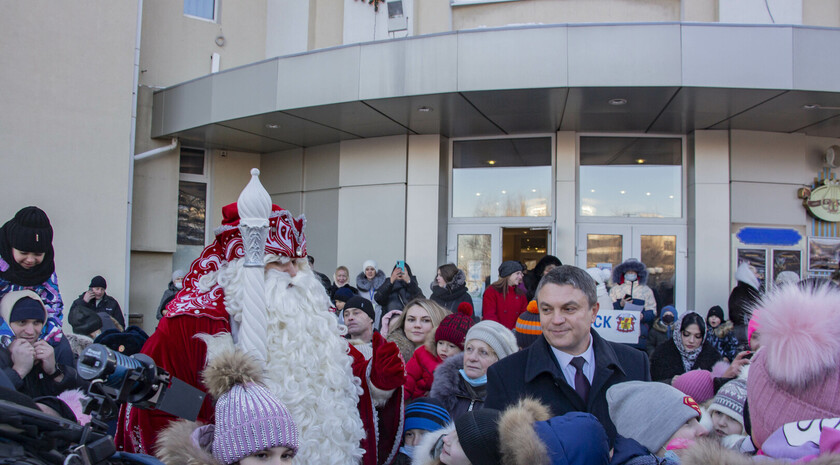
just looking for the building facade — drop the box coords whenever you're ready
[3,0,840,333]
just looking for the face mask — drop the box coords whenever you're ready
[399,445,416,458]
[662,314,675,324]
[459,369,488,386]
[175,282,183,290]
[625,272,637,282]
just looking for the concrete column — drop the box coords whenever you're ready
[405,135,445,289]
[689,131,731,315]
[555,132,576,265]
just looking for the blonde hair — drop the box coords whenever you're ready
[389,299,449,350]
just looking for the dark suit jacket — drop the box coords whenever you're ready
[484,330,650,444]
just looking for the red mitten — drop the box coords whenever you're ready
[370,341,406,391]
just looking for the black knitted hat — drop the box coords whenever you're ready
[6,206,53,253]
[454,408,502,465]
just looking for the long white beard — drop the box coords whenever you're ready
[222,263,365,464]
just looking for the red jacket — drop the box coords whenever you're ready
[404,345,442,401]
[482,285,528,330]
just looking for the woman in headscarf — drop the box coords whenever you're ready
[650,312,722,384]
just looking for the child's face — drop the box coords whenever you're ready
[239,446,294,465]
[404,428,425,446]
[440,430,470,465]
[707,316,721,328]
[436,340,461,362]
[749,331,761,351]
[711,410,743,437]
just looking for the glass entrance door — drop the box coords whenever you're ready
[576,224,686,312]
[448,224,553,317]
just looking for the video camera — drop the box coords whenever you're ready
[0,344,205,465]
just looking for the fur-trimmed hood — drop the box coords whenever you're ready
[681,438,840,465]
[497,398,610,465]
[157,419,221,465]
[612,259,648,286]
[357,270,387,292]
[429,269,467,293]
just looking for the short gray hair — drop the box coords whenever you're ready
[535,265,597,308]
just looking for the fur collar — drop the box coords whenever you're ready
[498,398,552,465]
[429,353,472,411]
[712,320,734,338]
[388,329,418,363]
[411,423,453,465]
[682,439,840,465]
[156,420,220,465]
[356,270,387,292]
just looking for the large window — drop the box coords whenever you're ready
[452,137,552,218]
[174,148,209,273]
[184,0,216,21]
[579,136,682,218]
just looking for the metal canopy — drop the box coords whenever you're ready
[152,23,840,152]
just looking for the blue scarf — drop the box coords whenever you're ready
[459,369,487,387]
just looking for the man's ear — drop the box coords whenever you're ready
[589,301,600,323]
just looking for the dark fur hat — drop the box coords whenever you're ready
[611,259,648,285]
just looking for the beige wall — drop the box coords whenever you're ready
[139,0,267,88]
[0,0,138,324]
[803,0,840,27]
[209,151,262,230]
[309,0,344,51]
[451,0,679,30]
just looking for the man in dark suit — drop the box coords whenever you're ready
[485,265,650,444]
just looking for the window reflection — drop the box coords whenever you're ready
[586,234,623,269]
[641,235,676,308]
[580,137,682,218]
[453,138,552,218]
[457,234,491,318]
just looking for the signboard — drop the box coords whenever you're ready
[801,179,840,222]
[592,308,641,344]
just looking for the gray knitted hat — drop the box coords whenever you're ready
[607,381,701,454]
[465,320,518,360]
[498,260,523,278]
[708,378,747,428]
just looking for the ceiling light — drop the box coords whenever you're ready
[488,160,496,165]
[531,189,537,193]
[636,159,645,164]
[475,192,481,196]
[646,192,651,196]
[265,123,281,129]
[590,189,595,193]
[669,195,674,199]
[803,104,820,110]
[608,98,627,106]
[620,190,626,194]
[418,106,433,113]
[501,190,507,194]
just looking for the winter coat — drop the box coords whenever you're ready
[388,328,419,365]
[429,353,486,419]
[358,270,387,328]
[404,345,442,400]
[610,436,680,465]
[0,336,81,398]
[375,276,424,313]
[484,330,651,446]
[705,320,739,361]
[650,339,722,383]
[646,318,676,359]
[69,292,125,329]
[0,270,65,345]
[482,285,528,330]
[681,438,840,465]
[429,270,473,312]
[156,282,179,320]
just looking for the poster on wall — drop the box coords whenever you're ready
[772,249,802,281]
[737,248,767,291]
[808,237,840,271]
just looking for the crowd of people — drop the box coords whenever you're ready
[0,202,839,465]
